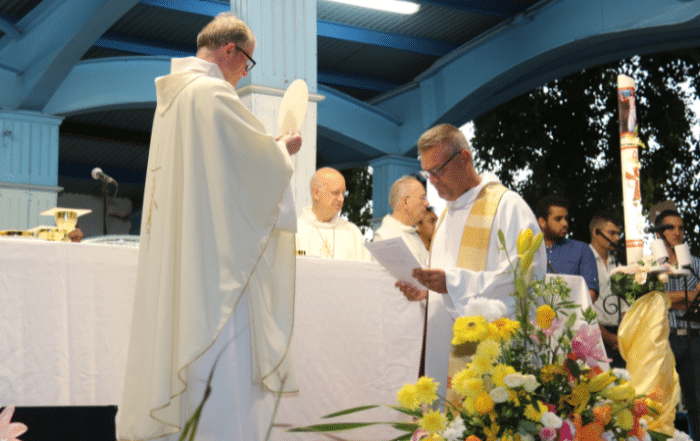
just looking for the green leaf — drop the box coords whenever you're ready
[391,422,420,432]
[389,434,415,441]
[288,422,379,432]
[565,357,580,379]
[649,430,672,441]
[322,405,380,418]
[565,312,577,329]
[389,405,424,418]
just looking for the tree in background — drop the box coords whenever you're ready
[471,52,700,258]
[340,166,373,235]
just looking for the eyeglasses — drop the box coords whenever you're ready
[419,150,461,180]
[236,46,256,72]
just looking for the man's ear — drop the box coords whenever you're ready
[311,185,320,202]
[537,217,546,231]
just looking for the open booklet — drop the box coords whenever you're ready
[364,236,425,287]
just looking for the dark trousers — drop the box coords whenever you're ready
[601,325,625,369]
[670,332,700,438]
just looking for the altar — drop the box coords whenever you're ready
[0,237,601,440]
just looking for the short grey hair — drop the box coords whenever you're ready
[389,175,420,210]
[417,123,471,156]
[197,12,256,51]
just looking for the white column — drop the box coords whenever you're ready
[0,110,63,229]
[231,0,319,215]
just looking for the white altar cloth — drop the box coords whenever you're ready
[0,238,604,439]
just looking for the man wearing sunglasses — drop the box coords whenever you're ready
[120,12,302,441]
[396,123,545,402]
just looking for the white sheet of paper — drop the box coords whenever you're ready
[365,236,424,286]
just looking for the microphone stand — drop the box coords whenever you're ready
[595,229,628,323]
[661,234,700,439]
[101,181,109,236]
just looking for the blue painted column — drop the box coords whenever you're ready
[369,155,422,226]
[0,111,63,229]
[231,0,320,214]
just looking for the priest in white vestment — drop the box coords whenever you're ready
[296,167,370,260]
[396,124,546,401]
[119,13,302,441]
[373,175,430,266]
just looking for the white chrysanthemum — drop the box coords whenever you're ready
[670,431,693,441]
[489,387,509,403]
[522,374,539,392]
[462,297,507,322]
[612,368,631,381]
[441,416,466,441]
[518,433,535,441]
[601,431,615,441]
[503,372,524,388]
[639,418,648,430]
[540,412,563,429]
[659,273,669,284]
[634,271,648,285]
[627,436,640,441]
[641,433,652,441]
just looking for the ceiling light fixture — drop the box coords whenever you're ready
[326,0,420,15]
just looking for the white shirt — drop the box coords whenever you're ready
[373,214,429,266]
[296,206,370,261]
[590,245,628,326]
[425,173,546,399]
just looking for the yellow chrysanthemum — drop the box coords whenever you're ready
[476,340,501,360]
[462,395,477,414]
[462,378,485,398]
[491,364,516,387]
[452,316,489,345]
[426,434,444,441]
[524,401,545,422]
[508,389,520,407]
[539,364,557,383]
[415,376,439,405]
[470,353,494,375]
[492,317,520,340]
[420,410,447,434]
[397,383,419,410]
[616,408,634,430]
[536,305,556,329]
[451,369,472,396]
[474,391,495,414]
[484,322,501,340]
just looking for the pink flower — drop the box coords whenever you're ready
[571,324,611,367]
[0,406,28,441]
[411,428,429,441]
[559,419,575,441]
[540,427,557,441]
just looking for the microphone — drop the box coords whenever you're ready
[595,229,617,247]
[91,167,116,184]
[643,224,673,234]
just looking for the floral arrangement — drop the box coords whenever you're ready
[291,229,687,441]
[610,256,669,303]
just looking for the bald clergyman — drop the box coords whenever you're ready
[373,175,430,266]
[296,167,369,261]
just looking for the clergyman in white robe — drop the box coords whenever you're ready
[296,206,369,261]
[119,56,297,441]
[426,172,546,400]
[373,214,429,266]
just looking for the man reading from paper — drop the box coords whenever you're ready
[396,124,545,401]
[119,12,302,441]
[373,175,430,265]
[296,167,369,260]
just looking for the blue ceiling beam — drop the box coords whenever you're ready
[96,32,195,57]
[318,69,401,92]
[317,20,456,57]
[0,15,21,39]
[417,0,531,18]
[138,0,228,16]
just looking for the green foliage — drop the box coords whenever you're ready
[471,52,700,257]
[340,166,373,234]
